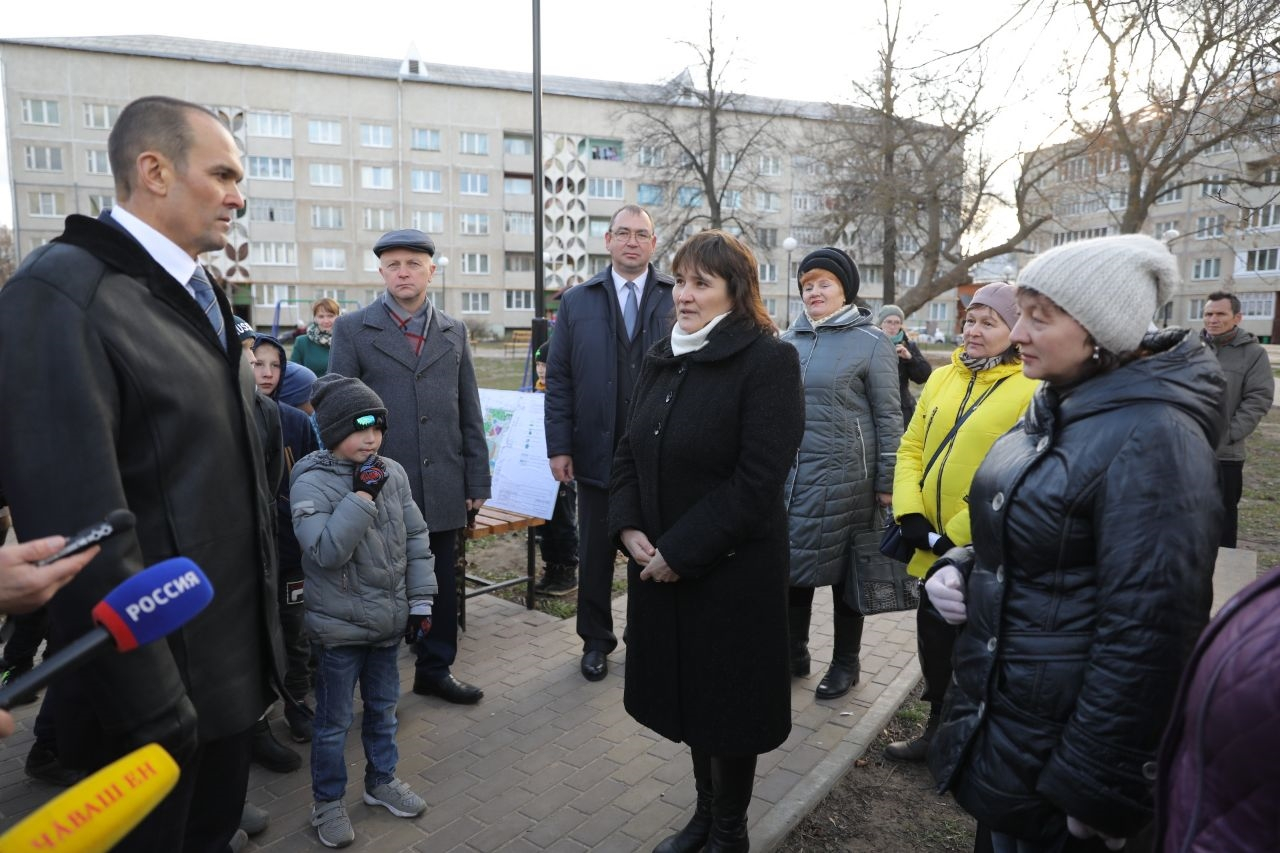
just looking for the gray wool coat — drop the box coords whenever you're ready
[328,295,491,531]
[781,305,903,587]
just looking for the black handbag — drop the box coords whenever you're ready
[847,508,920,616]
[879,375,1011,564]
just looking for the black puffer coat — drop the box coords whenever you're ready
[609,316,804,756]
[929,331,1224,843]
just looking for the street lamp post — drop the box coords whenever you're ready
[436,255,449,311]
[782,236,798,330]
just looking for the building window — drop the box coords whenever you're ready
[248,198,295,223]
[1244,248,1279,272]
[504,174,533,194]
[411,128,441,151]
[677,186,703,208]
[589,254,610,275]
[587,217,611,238]
[927,301,950,321]
[313,248,346,271]
[308,120,342,145]
[758,262,778,283]
[1201,174,1228,197]
[251,241,297,266]
[82,103,119,130]
[412,210,443,233]
[1153,221,1179,239]
[249,156,294,181]
[85,149,111,175]
[1192,258,1221,280]
[461,292,490,313]
[253,283,299,308]
[1155,184,1183,204]
[460,213,491,235]
[22,99,60,125]
[1239,291,1275,318]
[717,151,736,171]
[311,205,344,229]
[588,178,624,199]
[505,253,535,272]
[87,193,115,215]
[504,211,534,235]
[637,183,663,205]
[1195,215,1225,238]
[315,288,348,303]
[756,191,779,212]
[723,190,742,209]
[1204,139,1232,155]
[503,134,533,155]
[360,124,393,148]
[506,290,534,311]
[24,146,63,172]
[460,132,490,156]
[28,192,62,217]
[759,154,782,176]
[459,172,489,195]
[1187,298,1206,320]
[411,169,442,193]
[363,208,394,230]
[793,193,822,212]
[461,253,490,274]
[590,139,622,161]
[248,111,292,138]
[309,163,343,187]
[1249,203,1280,230]
[757,228,777,249]
[638,145,665,167]
[361,166,393,190]
[900,268,920,287]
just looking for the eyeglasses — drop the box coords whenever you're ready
[352,412,387,432]
[609,228,652,243]
[382,260,429,272]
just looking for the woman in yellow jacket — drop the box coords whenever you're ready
[884,282,1038,762]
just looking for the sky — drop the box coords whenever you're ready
[0,0,1082,231]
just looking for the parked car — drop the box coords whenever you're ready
[907,326,949,345]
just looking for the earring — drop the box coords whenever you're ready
[1091,345,1101,362]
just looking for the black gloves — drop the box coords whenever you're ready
[353,456,389,499]
[404,614,432,645]
[931,534,956,556]
[898,514,935,551]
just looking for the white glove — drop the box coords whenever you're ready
[1066,816,1125,850]
[925,564,968,625]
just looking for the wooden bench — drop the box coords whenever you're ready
[456,506,545,631]
[504,328,532,358]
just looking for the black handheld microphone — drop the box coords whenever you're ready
[35,509,136,566]
[0,557,214,710]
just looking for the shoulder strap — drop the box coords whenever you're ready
[918,375,1012,489]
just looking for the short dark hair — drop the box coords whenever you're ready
[671,230,775,333]
[1206,291,1242,314]
[109,96,211,200]
[609,204,653,232]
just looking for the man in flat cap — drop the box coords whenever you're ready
[328,229,490,704]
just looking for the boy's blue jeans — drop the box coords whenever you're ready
[311,643,400,802]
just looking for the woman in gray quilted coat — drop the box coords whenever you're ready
[781,248,902,700]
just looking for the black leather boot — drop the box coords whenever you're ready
[250,716,301,773]
[654,749,713,853]
[815,611,864,700]
[885,702,941,762]
[787,603,812,677]
[704,754,756,853]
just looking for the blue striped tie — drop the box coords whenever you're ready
[188,266,225,345]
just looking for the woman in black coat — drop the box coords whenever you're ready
[876,304,932,427]
[923,235,1224,852]
[610,230,804,853]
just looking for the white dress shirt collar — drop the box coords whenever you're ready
[110,206,200,296]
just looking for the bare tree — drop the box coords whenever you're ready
[809,0,1065,315]
[1040,0,1280,234]
[0,226,16,286]
[623,2,785,256]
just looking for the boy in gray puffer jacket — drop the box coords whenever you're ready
[290,374,437,848]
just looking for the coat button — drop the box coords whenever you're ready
[995,566,1005,583]
[1142,761,1157,781]
[991,492,1004,510]
[987,637,997,652]
[420,416,428,424]
[678,365,687,374]
[653,422,662,435]
[665,391,673,403]
[423,458,431,466]
[1036,436,1049,452]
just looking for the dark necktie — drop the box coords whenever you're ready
[189,266,225,345]
[623,281,638,338]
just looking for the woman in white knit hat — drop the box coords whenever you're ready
[923,234,1226,852]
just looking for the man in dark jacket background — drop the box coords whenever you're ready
[0,95,282,852]
[544,204,674,682]
[1201,291,1275,548]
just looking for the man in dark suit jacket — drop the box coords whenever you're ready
[0,96,282,853]
[328,229,490,705]
[544,205,675,682]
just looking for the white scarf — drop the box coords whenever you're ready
[670,311,732,356]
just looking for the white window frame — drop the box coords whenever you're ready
[411,169,442,193]
[412,210,443,233]
[460,292,490,313]
[461,253,490,275]
[363,208,394,231]
[87,193,115,215]
[1196,215,1225,239]
[249,156,294,181]
[313,248,347,271]
[587,178,624,200]
[459,213,491,236]
[248,198,295,224]
[22,99,60,125]
[360,123,393,148]
[311,205,345,229]
[247,111,292,138]
[504,211,534,235]
[459,132,490,156]
[758,154,782,176]
[1191,258,1222,280]
[361,166,393,190]
[24,146,63,172]
[503,175,533,195]
[503,134,534,156]
[505,290,535,311]
[309,163,343,187]
[28,192,62,217]
[308,120,343,145]
[411,128,441,151]
[82,103,119,130]
[251,241,298,266]
[85,149,111,175]
[459,172,489,196]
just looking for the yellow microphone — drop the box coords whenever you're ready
[0,743,178,852]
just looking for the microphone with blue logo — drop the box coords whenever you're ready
[0,557,214,710]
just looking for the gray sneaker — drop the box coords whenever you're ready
[311,800,354,848]
[363,777,426,818]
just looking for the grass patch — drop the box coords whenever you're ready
[894,699,929,726]
[471,356,529,390]
[1240,409,1280,573]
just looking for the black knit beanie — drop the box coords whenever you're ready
[797,247,860,302]
[310,374,388,450]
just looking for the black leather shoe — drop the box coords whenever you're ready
[580,650,608,682]
[413,674,483,704]
[25,742,88,787]
[250,717,302,773]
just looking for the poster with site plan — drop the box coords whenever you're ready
[478,388,558,519]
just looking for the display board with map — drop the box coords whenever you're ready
[478,388,559,519]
